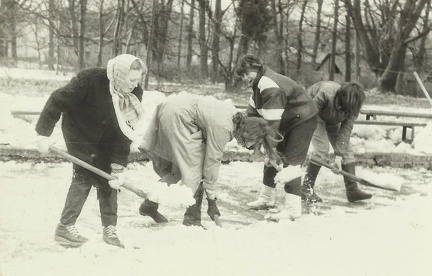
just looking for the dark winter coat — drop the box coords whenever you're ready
[35,67,143,172]
[246,67,318,135]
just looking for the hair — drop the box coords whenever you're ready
[130,59,148,75]
[235,54,264,76]
[335,82,366,116]
[233,113,283,163]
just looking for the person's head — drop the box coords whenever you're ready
[235,54,264,84]
[335,82,366,116]
[232,113,283,162]
[107,54,148,94]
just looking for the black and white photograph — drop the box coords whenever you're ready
[1,0,431,275]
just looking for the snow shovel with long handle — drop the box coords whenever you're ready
[310,156,401,192]
[49,145,148,198]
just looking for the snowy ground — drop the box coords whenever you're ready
[1,66,432,275]
[1,160,431,276]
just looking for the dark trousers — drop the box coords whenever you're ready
[263,115,318,188]
[60,167,118,227]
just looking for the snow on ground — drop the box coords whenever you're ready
[0,160,431,276]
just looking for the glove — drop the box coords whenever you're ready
[264,157,282,172]
[207,198,221,221]
[331,156,343,174]
[36,135,50,154]
[108,163,126,190]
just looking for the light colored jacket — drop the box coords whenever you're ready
[308,81,357,155]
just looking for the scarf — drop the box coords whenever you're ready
[106,54,146,142]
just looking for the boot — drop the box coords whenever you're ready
[266,175,302,221]
[183,184,205,227]
[139,199,168,223]
[54,223,88,247]
[301,162,323,203]
[247,185,276,209]
[103,225,124,248]
[342,163,373,202]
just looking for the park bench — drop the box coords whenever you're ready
[357,108,431,142]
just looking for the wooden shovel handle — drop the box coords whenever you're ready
[49,146,147,198]
[311,156,362,182]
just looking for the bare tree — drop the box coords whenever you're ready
[197,0,208,78]
[311,0,323,64]
[186,0,195,71]
[329,0,338,80]
[297,0,308,73]
[78,0,87,69]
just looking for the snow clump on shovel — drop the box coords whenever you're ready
[146,182,195,208]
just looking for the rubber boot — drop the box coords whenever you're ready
[301,162,323,203]
[183,184,205,227]
[266,169,302,221]
[247,185,276,209]
[342,163,373,202]
[139,199,168,223]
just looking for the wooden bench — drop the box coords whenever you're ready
[354,120,427,142]
[360,108,432,120]
[358,108,431,142]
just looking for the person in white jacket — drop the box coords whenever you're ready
[138,94,282,227]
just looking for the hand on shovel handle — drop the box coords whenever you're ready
[48,146,148,198]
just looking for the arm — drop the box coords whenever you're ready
[202,127,232,190]
[35,73,89,136]
[334,114,357,155]
[246,95,260,117]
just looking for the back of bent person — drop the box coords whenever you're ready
[138,94,282,227]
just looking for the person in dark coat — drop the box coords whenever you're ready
[302,81,372,203]
[35,54,147,248]
[236,53,318,220]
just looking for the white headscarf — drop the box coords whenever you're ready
[107,54,147,142]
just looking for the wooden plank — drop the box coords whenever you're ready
[355,120,427,127]
[360,108,432,119]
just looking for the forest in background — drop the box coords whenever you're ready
[0,0,431,95]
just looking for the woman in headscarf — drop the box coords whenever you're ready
[302,81,372,203]
[138,93,282,227]
[35,54,147,248]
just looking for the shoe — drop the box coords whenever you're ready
[54,223,88,247]
[139,199,168,223]
[301,179,323,203]
[103,225,125,248]
[247,185,276,209]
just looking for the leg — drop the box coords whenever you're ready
[55,168,92,246]
[302,118,329,202]
[342,163,372,202]
[139,199,168,223]
[183,183,205,227]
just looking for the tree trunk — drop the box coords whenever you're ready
[271,0,284,74]
[378,42,407,93]
[78,0,87,69]
[48,0,55,70]
[145,0,159,89]
[296,0,308,74]
[198,0,208,78]
[329,0,338,81]
[344,0,384,75]
[345,13,351,82]
[312,0,323,64]
[177,0,185,71]
[186,0,195,71]
[112,0,125,57]
[97,0,105,67]
[211,0,221,83]
[68,0,79,56]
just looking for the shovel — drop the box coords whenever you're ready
[310,156,401,192]
[49,145,148,198]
